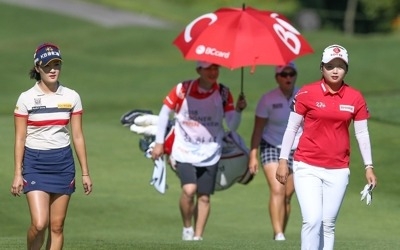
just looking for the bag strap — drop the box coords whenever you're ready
[175,80,193,112]
[219,83,229,107]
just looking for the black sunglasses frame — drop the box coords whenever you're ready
[278,71,297,77]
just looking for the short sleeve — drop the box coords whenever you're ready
[71,91,83,115]
[292,88,309,116]
[255,94,269,118]
[353,93,370,121]
[163,84,181,110]
[14,93,28,117]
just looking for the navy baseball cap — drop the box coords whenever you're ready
[33,43,62,66]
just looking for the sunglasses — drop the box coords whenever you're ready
[278,71,296,77]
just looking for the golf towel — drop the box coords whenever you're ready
[150,156,167,194]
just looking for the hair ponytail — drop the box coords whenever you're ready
[29,66,40,80]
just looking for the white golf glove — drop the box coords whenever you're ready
[145,142,156,159]
[360,184,374,205]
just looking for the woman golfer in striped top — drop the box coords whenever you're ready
[11,43,92,250]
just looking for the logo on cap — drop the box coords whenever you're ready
[33,43,62,66]
[45,46,54,53]
[333,47,341,53]
[321,44,348,64]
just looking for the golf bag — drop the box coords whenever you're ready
[121,109,253,192]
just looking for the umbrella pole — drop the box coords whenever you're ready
[240,3,245,97]
[240,67,244,96]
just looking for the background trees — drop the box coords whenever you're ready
[296,0,400,34]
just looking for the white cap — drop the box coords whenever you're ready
[275,61,296,73]
[196,61,213,68]
[321,44,349,64]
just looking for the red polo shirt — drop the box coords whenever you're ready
[292,80,370,168]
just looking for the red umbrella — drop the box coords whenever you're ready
[173,5,314,92]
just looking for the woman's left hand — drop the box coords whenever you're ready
[82,176,93,195]
[365,167,377,188]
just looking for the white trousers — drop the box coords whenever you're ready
[293,161,350,250]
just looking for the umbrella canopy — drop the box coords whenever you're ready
[173,5,313,73]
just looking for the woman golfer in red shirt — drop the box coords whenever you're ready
[276,44,377,250]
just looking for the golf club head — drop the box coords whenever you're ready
[139,136,155,152]
[120,109,153,126]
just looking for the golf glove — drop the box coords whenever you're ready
[145,141,155,159]
[360,184,374,205]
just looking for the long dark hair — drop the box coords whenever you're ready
[29,66,40,80]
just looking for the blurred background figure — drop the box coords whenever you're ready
[248,62,302,241]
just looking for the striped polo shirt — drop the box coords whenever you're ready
[14,82,83,150]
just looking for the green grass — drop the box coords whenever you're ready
[1,1,400,249]
[78,0,298,24]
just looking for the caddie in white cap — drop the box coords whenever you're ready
[151,57,247,241]
[196,60,217,69]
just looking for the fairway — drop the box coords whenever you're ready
[1,1,400,249]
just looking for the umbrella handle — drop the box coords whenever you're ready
[240,67,244,95]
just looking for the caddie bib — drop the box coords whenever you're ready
[172,83,224,166]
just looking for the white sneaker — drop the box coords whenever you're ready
[182,228,194,241]
[274,233,286,241]
[193,236,203,241]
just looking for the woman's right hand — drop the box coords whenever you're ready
[10,175,24,197]
[248,155,259,175]
[276,159,289,184]
[151,143,164,160]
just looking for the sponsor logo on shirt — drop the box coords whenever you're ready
[32,106,46,110]
[272,103,283,109]
[58,103,72,109]
[339,105,354,113]
[316,102,326,108]
[34,98,41,105]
